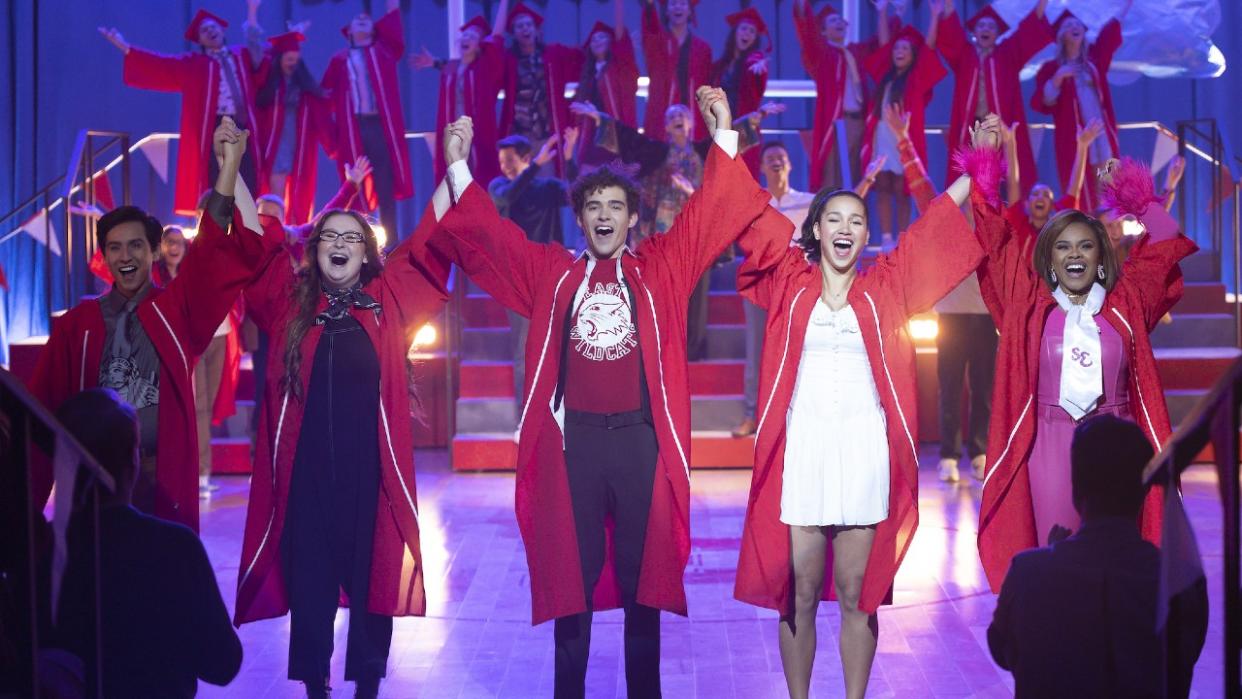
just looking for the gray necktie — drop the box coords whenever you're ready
[213,49,247,125]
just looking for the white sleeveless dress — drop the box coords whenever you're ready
[780,300,890,527]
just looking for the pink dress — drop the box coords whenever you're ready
[1028,307,1131,544]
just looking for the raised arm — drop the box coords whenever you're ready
[792,0,829,76]
[167,118,282,356]
[116,37,195,93]
[638,87,773,298]
[1001,0,1053,65]
[1065,118,1102,207]
[1093,17,1123,72]
[883,103,938,210]
[431,117,571,318]
[1160,155,1186,212]
[876,0,892,47]
[374,3,405,58]
[926,0,943,51]
[1000,120,1021,205]
[379,197,452,329]
[641,0,667,59]
[934,0,971,70]
[1101,158,1199,328]
[736,205,799,311]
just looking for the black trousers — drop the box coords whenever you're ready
[555,415,662,699]
[936,313,998,460]
[356,114,398,246]
[686,272,711,361]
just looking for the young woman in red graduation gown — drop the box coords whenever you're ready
[640,0,713,141]
[234,183,451,697]
[733,115,1001,699]
[973,155,1195,591]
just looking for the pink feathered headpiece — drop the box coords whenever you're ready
[951,146,1007,208]
[1100,157,1164,216]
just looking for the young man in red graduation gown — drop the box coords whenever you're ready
[430,88,773,697]
[29,118,282,532]
[321,0,411,244]
[412,14,508,185]
[498,1,583,177]
[100,10,265,217]
[936,0,1052,197]
[641,0,713,141]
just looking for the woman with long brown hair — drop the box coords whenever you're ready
[973,156,1196,595]
[233,196,450,698]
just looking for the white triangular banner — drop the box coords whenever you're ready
[1151,130,1180,176]
[15,209,62,256]
[140,138,170,183]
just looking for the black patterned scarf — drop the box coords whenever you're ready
[315,283,380,324]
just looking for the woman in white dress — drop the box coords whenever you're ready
[734,118,1005,699]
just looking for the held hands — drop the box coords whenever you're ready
[569,101,603,126]
[409,46,436,70]
[969,114,1002,150]
[345,156,373,186]
[444,116,474,166]
[534,134,560,166]
[213,116,249,168]
[882,103,910,141]
[99,27,130,54]
[695,86,731,135]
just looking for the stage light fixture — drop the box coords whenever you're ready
[411,322,437,350]
[908,318,939,341]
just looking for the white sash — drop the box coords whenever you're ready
[1053,284,1107,419]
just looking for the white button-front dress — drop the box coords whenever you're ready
[781,299,890,527]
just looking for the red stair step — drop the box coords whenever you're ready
[211,437,252,474]
[689,360,744,395]
[1155,349,1241,390]
[1174,283,1230,315]
[460,362,514,398]
[451,431,757,471]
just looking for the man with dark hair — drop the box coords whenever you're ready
[30,117,281,531]
[988,414,1209,698]
[490,129,580,411]
[47,388,242,698]
[100,9,264,216]
[432,87,774,697]
[733,140,814,437]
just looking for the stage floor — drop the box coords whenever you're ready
[196,449,1228,698]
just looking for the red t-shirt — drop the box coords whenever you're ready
[563,261,643,414]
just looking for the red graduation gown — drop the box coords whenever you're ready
[733,193,979,615]
[123,46,265,217]
[322,9,414,206]
[937,9,1052,196]
[29,207,282,531]
[972,191,1195,591]
[434,34,507,185]
[430,143,771,625]
[1031,19,1123,211]
[641,4,713,141]
[860,40,947,180]
[500,41,583,177]
[255,75,335,225]
[794,8,879,192]
[233,203,451,624]
[590,31,640,129]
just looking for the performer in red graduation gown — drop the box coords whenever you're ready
[793,0,885,192]
[254,30,335,226]
[101,10,265,217]
[712,7,770,177]
[412,14,507,185]
[430,90,772,696]
[30,120,280,532]
[322,0,412,243]
[641,0,713,141]
[936,0,1052,197]
[1031,6,1131,211]
[571,9,639,166]
[498,1,583,177]
[733,118,994,699]
[973,156,1193,591]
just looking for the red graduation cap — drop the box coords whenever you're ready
[460,15,491,37]
[507,2,544,32]
[267,31,305,55]
[965,6,1011,36]
[1051,9,1083,36]
[892,24,926,52]
[725,7,769,36]
[583,20,614,49]
[184,9,228,42]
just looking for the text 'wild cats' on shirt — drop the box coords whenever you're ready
[564,259,642,414]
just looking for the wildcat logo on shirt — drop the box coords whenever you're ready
[571,282,637,361]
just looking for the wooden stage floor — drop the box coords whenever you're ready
[195,448,1229,698]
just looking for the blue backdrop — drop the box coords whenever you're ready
[2,0,1240,353]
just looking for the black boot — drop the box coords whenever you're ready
[354,677,380,699]
[304,680,331,698]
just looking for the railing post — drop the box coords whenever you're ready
[1235,182,1241,349]
[1177,123,1187,243]
[120,135,132,207]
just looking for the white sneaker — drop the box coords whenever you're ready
[971,455,987,481]
[938,458,960,483]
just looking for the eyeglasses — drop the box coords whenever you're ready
[317,230,366,244]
